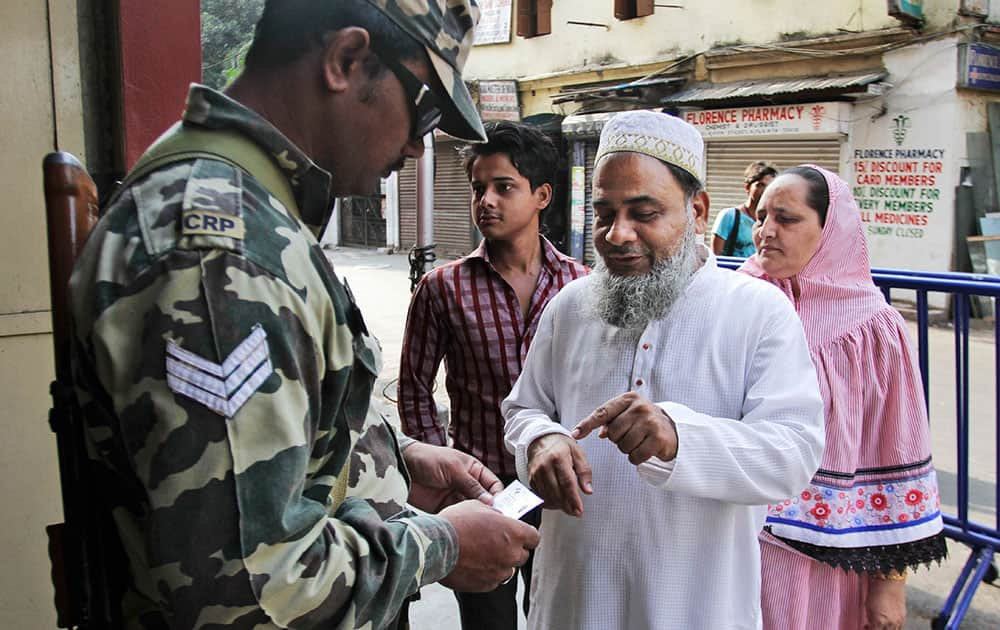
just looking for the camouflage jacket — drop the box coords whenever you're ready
[69,85,458,629]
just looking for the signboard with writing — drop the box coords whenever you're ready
[478,80,521,121]
[474,0,512,45]
[888,0,924,24]
[569,166,586,261]
[852,147,945,242]
[682,102,848,139]
[959,0,989,17]
[959,43,1000,92]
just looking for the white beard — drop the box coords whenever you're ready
[590,218,698,335]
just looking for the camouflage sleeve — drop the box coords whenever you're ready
[72,161,457,628]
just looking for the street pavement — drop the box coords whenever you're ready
[327,245,1000,629]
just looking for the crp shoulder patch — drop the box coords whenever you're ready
[165,324,273,418]
[177,158,246,253]
[181,210,246,239]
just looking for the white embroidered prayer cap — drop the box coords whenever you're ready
[595,110,705,183]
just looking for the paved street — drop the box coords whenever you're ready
[328,246,1000,629]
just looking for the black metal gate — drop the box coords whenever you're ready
[340,195,387,248]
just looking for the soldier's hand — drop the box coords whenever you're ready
[438,500,540,592]
[404,442,503,513]
[572,392,678,466]
[527,433,592,517]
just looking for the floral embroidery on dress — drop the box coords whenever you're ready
[767,474,940,532]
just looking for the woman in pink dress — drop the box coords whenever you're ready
[741,165,947,630]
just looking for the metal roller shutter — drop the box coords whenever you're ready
[399,161,417,249]
[433,140,475,258]
[397,141,474,258]
[704,139,843,241]
[577,137,840,263]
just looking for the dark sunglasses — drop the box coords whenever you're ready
[376,53,443,141]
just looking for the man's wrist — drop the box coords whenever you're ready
[528,432,571,459]
[527,434,549,460]
[398,424,448,449]
[397,433,418,452]
[517,426,572,484]
[657,408,679,461]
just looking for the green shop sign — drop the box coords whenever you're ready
[888,0,924,25]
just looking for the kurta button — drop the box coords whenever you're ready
[635,379,644,387]
[642,343,650,350]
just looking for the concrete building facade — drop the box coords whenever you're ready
[385,0,1000,278]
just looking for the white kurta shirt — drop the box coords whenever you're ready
[503,247,825,630]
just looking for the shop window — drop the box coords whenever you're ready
[518,0,552,38]
[615,0,654,20]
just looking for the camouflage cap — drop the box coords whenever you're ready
[365,0,486,142]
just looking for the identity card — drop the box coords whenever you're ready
[491,480,544,520]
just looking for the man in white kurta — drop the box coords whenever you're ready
[502,111,824,630]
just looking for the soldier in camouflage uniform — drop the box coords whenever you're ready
[68,1,539,628]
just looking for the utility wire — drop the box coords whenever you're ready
[636,23,991,84]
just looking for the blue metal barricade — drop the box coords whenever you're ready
[716,256,1000,629]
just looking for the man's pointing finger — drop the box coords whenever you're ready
[571,393,635,439]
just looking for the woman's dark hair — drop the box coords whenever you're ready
[460,121,560,195]
[244,0,424,78]
[784,166,829,227]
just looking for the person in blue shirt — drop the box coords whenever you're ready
[711,160,777,257]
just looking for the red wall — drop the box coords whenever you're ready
[118,1,202,169]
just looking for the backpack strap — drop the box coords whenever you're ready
[723,207,743,257]
[110,122,299,217]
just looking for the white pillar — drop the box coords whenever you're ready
[320,198,341,247]
[385,172,400,250]
[416,134,435,248]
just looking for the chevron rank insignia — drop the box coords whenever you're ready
[165,325,274,418]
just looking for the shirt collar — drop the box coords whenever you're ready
[468,238,490,262]
[469,235,573,275]
[540,235,576,269]
[181,84,333,229]
[697,242,714,267]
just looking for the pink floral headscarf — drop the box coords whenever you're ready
[740,165,885,349]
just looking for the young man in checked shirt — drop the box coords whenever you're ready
[398,120,587,629]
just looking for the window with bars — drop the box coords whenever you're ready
[517,0,552,38]
[614,0,654,20]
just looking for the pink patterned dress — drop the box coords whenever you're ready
[740,165,946,629]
